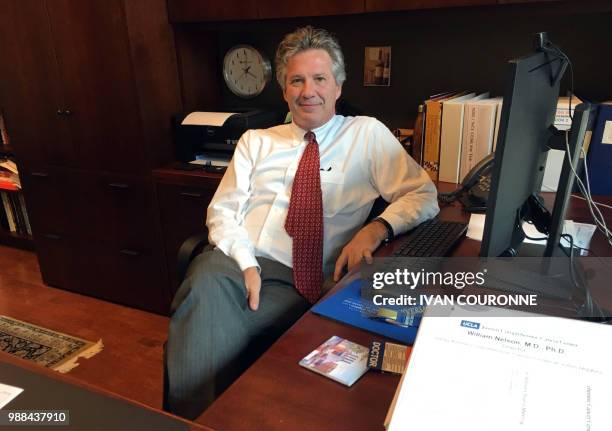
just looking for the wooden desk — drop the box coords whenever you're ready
[196,193,611,431]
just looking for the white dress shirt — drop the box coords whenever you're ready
[207,115,439,276]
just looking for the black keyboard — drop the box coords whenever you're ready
[393,218,468,257]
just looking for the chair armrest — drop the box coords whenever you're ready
[177,233,209,282]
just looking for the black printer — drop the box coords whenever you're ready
[173,109,285,163]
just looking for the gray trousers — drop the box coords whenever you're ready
[166,248,310,419]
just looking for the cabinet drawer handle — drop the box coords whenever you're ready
[43,233,62,240]
[119,249,140,256]
[179,191,203,198]
[108,182,129,189]
[31,172,49,177]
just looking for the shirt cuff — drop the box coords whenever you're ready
[377,212,405,238]
[232,246,260,272]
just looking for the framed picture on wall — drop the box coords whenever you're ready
[364,46,391,87]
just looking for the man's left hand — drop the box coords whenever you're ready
[333,221,388,282]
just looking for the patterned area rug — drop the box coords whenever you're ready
[0,315,103,373]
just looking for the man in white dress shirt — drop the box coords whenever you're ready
[166,26,438,419]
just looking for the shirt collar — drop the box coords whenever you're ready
[289,115,339,145]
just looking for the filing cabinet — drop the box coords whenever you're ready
[19,166,169,314]
[154,167,221,297]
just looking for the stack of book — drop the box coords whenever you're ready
[0,159,31,236]
[413,93,597,191]
[0,191,31,236]
[414,91,502,184]
[0,160,20,191]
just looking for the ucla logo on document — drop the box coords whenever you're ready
[460,320,480,330]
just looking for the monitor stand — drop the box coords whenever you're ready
[482,251,577,301]
[517,242,567,257]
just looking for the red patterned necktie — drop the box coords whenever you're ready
[285,131,323,304]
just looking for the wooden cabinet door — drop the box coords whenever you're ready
[258,0,364,19]
[0,0,75,168]
[45,0,146,173]
[20,167,76,238]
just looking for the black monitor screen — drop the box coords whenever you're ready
[481,50,566,257]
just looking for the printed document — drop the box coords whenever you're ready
[0,383,23,409]
[387,305,612,431]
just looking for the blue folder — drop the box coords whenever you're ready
[311,279,421,345]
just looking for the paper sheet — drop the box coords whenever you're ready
[467,214,596,255]
[466,213,487,241]
[181,112,237,127]
[0,383,23,409]
[388,305,612,431]
[522,220,596,255]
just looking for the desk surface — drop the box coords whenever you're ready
[197,193,611,431]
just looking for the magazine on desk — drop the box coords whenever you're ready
[299,335,369,387]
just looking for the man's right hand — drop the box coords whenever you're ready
[243,267,261,311]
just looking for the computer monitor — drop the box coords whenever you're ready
[480,38,592,258]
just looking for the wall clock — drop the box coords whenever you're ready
[223,45,272,98]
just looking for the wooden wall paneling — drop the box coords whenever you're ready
[366,0,497,12]
[123,0,183,169]
[168,0,259,22]
[377,0,499,11]
[45,0,145,173]
[257,0,365,19]
[174,27,222,111]
[497,0,559,3]
[188,3,612,130]
[0,0,75,168]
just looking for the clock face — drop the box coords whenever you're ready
[223,45,272,98]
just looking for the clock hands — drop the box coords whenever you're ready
[244,65,257,79]
[238,65,257,80]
